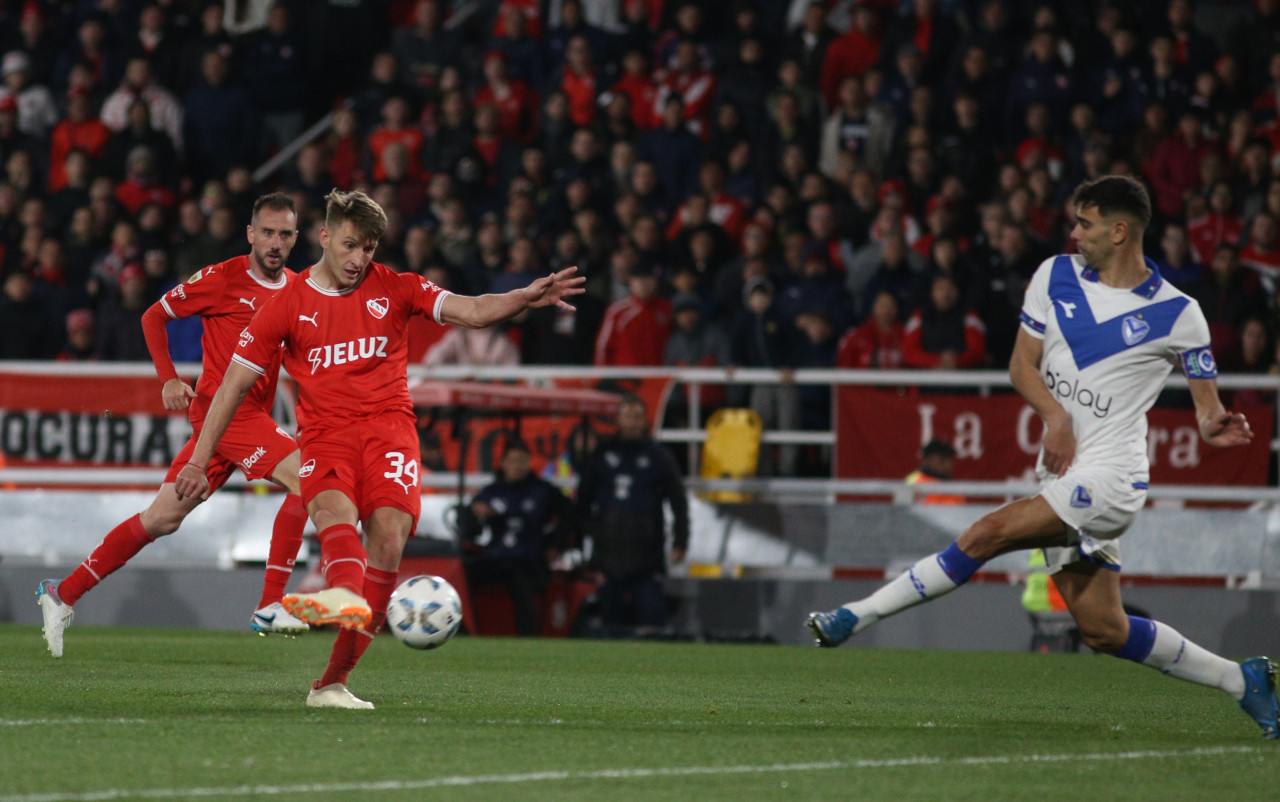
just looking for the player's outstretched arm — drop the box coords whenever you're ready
[1188,377,1254,447]
[440,267,586,329]
[1009,329,1075,475]
[141,301,197,410]
[173,361,259,501]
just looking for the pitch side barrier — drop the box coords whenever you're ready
[2,361,1280,502]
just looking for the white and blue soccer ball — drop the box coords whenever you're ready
[387,575,463,650]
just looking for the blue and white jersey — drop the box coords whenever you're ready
[1019,254,1217,478]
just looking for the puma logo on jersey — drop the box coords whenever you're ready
[306,336,389,373]
[299,312,319,327]
[1055,299,1077,319]
[238,297,257,310]
[367,297,389,319]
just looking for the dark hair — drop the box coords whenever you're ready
[618,391,646,411]
[502,440,531,457]
[1071,175,1151,231]
[252,192,296,221]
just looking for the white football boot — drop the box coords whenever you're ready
[306,682,374,710]
[250,602,310,636]
[37,580,74,658]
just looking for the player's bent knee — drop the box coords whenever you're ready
[957,517,1008,560]
[1076,620,1128,654]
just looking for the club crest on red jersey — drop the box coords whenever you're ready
[367,297,389,319]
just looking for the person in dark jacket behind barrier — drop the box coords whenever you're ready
[577,393,689,635]
[464,441,574,636]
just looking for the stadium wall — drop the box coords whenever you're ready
[2,491,1278,654]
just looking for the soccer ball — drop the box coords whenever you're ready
[386,575,463,650]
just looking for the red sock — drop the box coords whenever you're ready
[258,494,307,608]
[58,514,155,606]
[319,566,397,687]
[316,523,366,594]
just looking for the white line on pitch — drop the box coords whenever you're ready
[0,746,1262,802]
[0,718,147,727]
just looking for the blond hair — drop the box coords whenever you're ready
[324,189,388,244]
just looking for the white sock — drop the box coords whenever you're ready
[1144,621,1245,699]
[842,553,961,634]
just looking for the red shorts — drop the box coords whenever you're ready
[165,410,298,493]
[298,413,421,526]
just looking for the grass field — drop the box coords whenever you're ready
[0,624,1275,801]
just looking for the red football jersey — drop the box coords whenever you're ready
[231,263,450,433]
[159,255,293,423]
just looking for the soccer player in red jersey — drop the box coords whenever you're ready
[175,190,584,708]
[37,193,310,658]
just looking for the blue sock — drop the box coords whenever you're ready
[1114,616,1157,663]
[935,542,983,585]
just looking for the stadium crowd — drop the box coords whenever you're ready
[3,0,1280,414]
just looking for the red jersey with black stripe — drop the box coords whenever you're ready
[158,255,293,423]
[231,263,450,433]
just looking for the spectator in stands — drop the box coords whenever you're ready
[57,308,95,362]
[1190,243,1267,365]
[241,3,307,153]
[102,97,178,188]
[1188,179,1243,264]
[663,291,729,427]
[93,263,151,362]
[642,95,702,208]
[182,50,256,184]
[610,49,660,131]
[424,319,519,367]
[556,34,598,129]
[836,290,905,370]
[48,88,109,192]
[819,3,878,110]
[971,222,1042,368]
[729,277,800,476]
[114,146,175,216]
[0,269,54,359]
[463,441,574,637]
[393,0,455,105]
[902,274,986,370]
[101,57,183,152]
[1,50,57,139]
[1154,220,1203,291]
[1239,211,1280,292]
[786,0,837,90]
[127,3,184,94]
[852,228,925,322]
[1149,108,1218,219]
[793,309,837,433]
[578,393,688,635]
[594,260,673,367]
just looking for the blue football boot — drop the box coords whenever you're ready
[1238,656,1278,740]
[806,608,858,648]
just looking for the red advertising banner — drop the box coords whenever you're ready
[835,386,1274,485]
[0,369,670,477]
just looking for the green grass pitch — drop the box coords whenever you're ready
[0,624,1275,801]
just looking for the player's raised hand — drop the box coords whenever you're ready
[1041,414,1076,476]
[1200,410,1253,447]
[174,462,211,501]
[162,378,197,411]
[524,267,586,310]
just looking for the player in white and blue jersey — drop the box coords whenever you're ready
[807,176,1278,739]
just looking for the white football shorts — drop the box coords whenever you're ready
[1038,464,1148,573]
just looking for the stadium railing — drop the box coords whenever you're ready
[3,361,1279,508]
